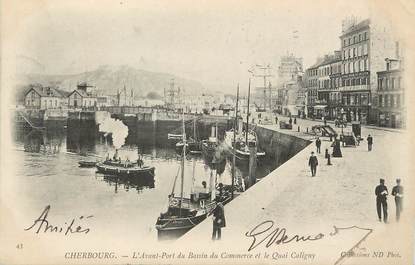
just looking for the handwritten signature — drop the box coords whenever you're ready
[24,205,93,235]
[245,220,373,264]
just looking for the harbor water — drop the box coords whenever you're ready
[12,124,278,242]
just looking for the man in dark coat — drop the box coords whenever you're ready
[289,117,292,125]
[315,137,322,153]
[212,202,226,240]
[308,152,318,177]
[391,178,403,221]
[367,134,373,151]
[375,179,388,223]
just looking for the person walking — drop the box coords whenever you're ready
[294,117,297,124]
[391,179,403,221]
[212,202,226,240]
[308,152,318,177]
[289,117,293,126]
[275,116,278,125]
[315,137,321,154]
[375,179,388,223]
[367,134,373,151]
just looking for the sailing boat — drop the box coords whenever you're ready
[224,79,265,160]
[156,111,216,238]
[175,116,201,154]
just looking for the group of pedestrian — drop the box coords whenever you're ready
[307,130,404,224]
[375,178,404,223]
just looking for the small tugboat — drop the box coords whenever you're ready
[201,123,219,161]
[224,79,265,160]
[156,111,216,239]
[96,150,155,177]
[175,116,201,154]
[78,160,97,167]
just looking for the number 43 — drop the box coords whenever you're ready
[16,243,23,249]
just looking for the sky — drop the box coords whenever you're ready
[14,0,372,93]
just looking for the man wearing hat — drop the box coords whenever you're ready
[375,179,388,223]
[308,151,318,177]
[212,202,226,240]
[392,179,404,221]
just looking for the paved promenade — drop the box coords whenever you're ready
[179,117,412,264]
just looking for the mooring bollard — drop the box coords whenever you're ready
[298,126,300,132]
[306,127,309,133]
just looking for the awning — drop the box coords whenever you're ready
[313,105,327,110]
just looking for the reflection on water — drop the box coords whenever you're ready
[98,174,155,193]
[13,125,278,241]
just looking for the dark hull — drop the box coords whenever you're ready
[96,163,155,177]
[156,213,207,233]
[78,161,97,167]
[176,141,202,154]
[226,147,266,161]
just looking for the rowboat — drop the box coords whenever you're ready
[78,161,97,167]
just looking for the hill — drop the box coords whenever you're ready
[15,65,206,101]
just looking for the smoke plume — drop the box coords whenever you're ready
[96,114,128,149]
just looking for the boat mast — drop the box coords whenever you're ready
[179,106,186,216]
[215,121,218,139]
[193,115,196,140]
[246,78,251,146]
[232,84,239,199]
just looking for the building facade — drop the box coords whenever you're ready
[339,18,396,124]
[315,51,342,119]
[276,54,304,116]
[24,84,65,110]
[68,83,97,109]
[376,58,405,128]
[304,63,319,118]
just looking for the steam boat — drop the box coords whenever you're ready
[96,150,155,177]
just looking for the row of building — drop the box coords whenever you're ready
[304,17,405,128]
[24,82,138,110]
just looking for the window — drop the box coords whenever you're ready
[398,77,401,89]
[353,48,356,57]
[351,79,355,86]
[344,39,347,47]
[359,34,362,41]
[353,36,357,43]
[385,78,389,89]
[348,38,351,45]
[360,60,364,71]
[343,50,346,59]
[346,79,350,86]
[358,46,361,56]
[384,95,389,107]
[378,78,383,90]
[348,49,351,58]
[390,95,395,107]
[379,95,383,107]
[363,43,368,55]
[357,78,361,85]
[362,78,367,85]
[397,95,401,107]
[55,100,57,107]
[391,77,395,89]
[364,32,368,40]
[364,59,368,71]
